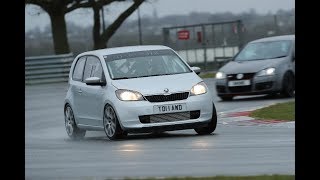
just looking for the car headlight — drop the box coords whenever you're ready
[216,72,226,79]
[115,89,144,101]
[256,68,275,76]
[190,82,207,96]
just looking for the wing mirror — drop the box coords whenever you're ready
[84,77,106,86]
[191,66,201,75]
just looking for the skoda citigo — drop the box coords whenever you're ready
[64,45,217,140]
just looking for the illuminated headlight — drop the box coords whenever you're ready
[190,82,207,96]
[256,68,275,76]
[115,89,144,101]
[216,72,226,79]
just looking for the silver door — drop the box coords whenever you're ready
[70,56,87,125]
[78,56,106,127]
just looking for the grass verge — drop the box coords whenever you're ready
[199,72,216,79]
[249,101,295,121]
[123,175,294,180]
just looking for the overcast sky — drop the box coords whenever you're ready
[25,0,294,32]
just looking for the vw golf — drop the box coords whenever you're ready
[215,35,295,101]
[64,45,217,140]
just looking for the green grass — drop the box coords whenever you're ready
[122,175,294,180]
[250,101,295,121]
[199,72,216,79]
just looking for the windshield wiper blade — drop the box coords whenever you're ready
[155,73,171,76]
[136,74,171,78]
[270,55,287,59]
[116,73,176,79]
[113,77,130,80]
[236,58,266,61]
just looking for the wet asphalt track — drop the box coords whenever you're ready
[25,79,295,180]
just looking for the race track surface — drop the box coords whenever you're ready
[25,79,295,180]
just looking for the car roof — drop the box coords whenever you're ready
[250,35,295,43]
[78,45,172,57]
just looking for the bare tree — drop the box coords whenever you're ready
[26,0,145,53]
[25,0,93,54]
[90,0,144,49]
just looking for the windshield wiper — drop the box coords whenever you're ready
[236,58,266,61]
[136,73,171,78]
[236,56,286,61]
[113,77,130,80]
[155,73,171,76]
[269,55,287,59]
[114,73,182,79]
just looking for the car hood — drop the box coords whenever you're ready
[111,72,202,95]
[219,57,286,74]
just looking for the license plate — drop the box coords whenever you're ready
[228,80,251,87]
[153,103,187,114]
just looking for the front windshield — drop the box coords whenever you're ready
[234,40,292,61]
[104,49,192,80]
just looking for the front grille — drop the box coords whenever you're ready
[228,85,252,93]
[227,73,254,93]
[216,85,226,93]
[227,73,255,80]
[139,110,200,123]
[144,92,189,102]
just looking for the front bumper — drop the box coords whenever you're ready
[215,75,281,96]
[125,121,210,133]
[112,92,214,132]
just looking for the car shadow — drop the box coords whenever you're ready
[83,132,218,142]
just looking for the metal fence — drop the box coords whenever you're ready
[163,20,245,71]
[25,53,74,84]
[241,14,295,44]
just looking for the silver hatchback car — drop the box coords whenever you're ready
[215,35,295,101]
[64,45,217,140]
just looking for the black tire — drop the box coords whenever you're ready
[219,96,233,101]
[194,103,217,135]
[103,105,127,140]
[64,105,86,140]
[281,72,295,97]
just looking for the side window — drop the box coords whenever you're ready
[72,56,86,81]
[83,56,104,81]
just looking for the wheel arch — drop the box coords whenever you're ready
[63,101,81,125]
[281,70,295,85]
[286,70,295,77]
[64,101,70,111]
[103,101,126,130]
[280,70,295,97]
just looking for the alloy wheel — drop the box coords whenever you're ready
[104,106,117,137]
[65,106,74,136]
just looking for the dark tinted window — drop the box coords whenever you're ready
[72,56,86,81]
[83,56,103,81]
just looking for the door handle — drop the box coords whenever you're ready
[78,89,82,93]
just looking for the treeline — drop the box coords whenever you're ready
[25,8,294,57]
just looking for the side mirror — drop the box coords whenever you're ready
[191,66,201,75]
[84,77,106,86]
[292,52,295,61]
